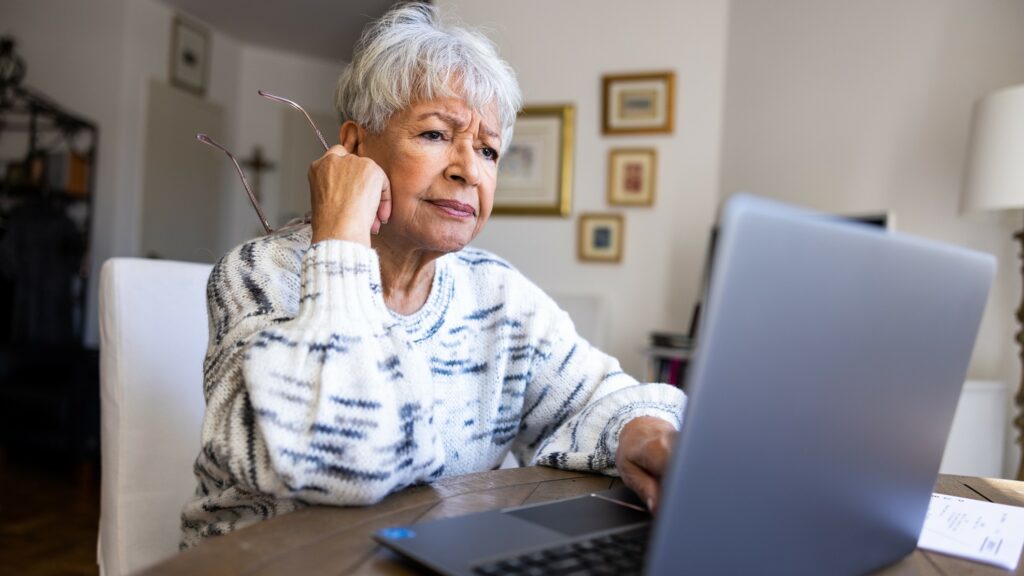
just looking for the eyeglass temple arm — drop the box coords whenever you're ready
[258,90,330,152]
[195,133,274,235]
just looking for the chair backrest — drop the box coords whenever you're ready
[98,257,212,576]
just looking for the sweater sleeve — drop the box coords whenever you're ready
[199,236,445,506]
[511,291,686,475]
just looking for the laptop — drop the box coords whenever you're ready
[375,194,995,576]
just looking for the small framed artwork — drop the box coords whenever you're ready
[602,71,675,135]
[578,213,624,263]
[495,105,574,216]
[608,148,657,206]
[170,17,209,96]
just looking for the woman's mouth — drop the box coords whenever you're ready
[427,199,477,218]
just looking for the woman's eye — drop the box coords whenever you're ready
[421,130,444,141]
[481,147,498,161]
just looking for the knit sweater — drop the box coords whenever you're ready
[180,225,686,548]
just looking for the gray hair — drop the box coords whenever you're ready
[335,2,522,152]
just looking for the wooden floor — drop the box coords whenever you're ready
[0,450,100,576]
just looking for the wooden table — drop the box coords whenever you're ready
[143,467,1024,575]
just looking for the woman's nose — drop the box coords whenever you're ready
[445,141,481,186]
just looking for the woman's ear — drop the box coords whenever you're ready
[339,121,363,155]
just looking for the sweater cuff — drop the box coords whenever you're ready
[601,384,686,473]
[297,240,389,326]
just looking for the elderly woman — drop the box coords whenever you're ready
[181,3,685,547]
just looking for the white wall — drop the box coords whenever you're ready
[228,47,341,248]
[121,3,342,265]
[119,0,245,261]
[438,0,731,377]
[719,0,1024,477]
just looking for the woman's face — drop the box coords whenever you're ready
[357,97,503,256]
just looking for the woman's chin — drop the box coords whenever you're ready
[430,229,479,253]
[385,232,471,255]
[420,223,480,253]
[433,237,471,254]
[378,220,480,255]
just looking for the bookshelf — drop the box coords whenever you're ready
[643,332,693,388]
[0,36,99,465]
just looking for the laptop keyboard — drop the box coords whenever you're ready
[472,525,649,576]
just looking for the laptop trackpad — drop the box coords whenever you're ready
[506,492,651,537]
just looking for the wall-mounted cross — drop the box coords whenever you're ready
[239,146,276,202]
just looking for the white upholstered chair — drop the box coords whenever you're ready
[97,258,212,576]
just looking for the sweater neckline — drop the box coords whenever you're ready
[384,253,454,342]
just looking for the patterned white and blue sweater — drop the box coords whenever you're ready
[180,225,686,547]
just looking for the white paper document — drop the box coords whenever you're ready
[917,492,1024,570]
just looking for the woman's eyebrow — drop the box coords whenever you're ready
[416,111,464,126]
[416,111,501,143]
[479,125,500,140]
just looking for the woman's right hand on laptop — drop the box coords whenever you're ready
[617,416,678,513]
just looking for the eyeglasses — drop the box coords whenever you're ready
[196,90,329,235]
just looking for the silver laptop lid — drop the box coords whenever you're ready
[647,195,995,576]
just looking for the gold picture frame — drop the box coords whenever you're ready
[578,213,624,263]
[602,71,675,135]
[608,148,657,206]
[494,105,574,216]
[170,17,210,96]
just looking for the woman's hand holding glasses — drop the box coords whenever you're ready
[197,90,390,242]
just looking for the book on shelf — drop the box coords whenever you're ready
[45,151,90,195]
[644,331,693,388]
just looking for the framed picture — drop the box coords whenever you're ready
[170,17,209,96]
[578,213,624,263]
[602,71,675,135]
[608,148,657,206]
[494,105,574,216]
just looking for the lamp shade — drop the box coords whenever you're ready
[962,84,1024,213]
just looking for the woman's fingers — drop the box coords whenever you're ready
[369,170,391,235]
[308,145,390,245]
[377,174,392,226]
[325,144,349,158]
[634,435,672,479]
[616,416,678,514]
[620,459,660,512]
